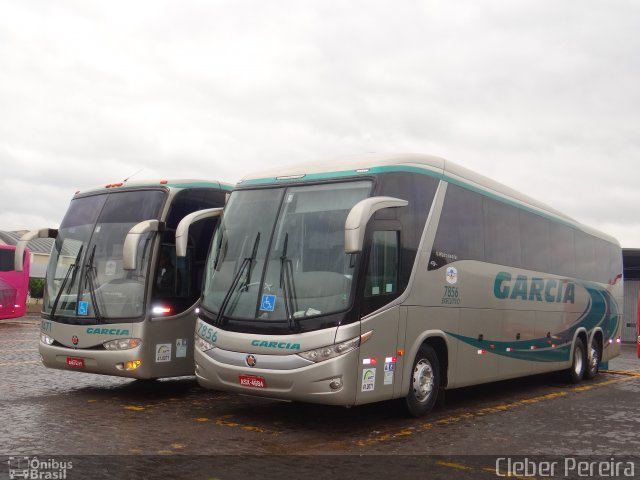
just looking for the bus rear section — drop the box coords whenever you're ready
[0,245,30,319]
[32,179,230,379]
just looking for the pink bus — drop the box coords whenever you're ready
[0,245,30,319]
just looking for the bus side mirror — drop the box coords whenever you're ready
[15,228,57,271]
[123,220,163,271]
[175,208,223,258]
[344,197,408,254]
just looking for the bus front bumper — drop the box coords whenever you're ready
[194,346,359,406]
[39,342,150,379]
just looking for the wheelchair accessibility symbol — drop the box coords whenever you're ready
[77,301,89,316]
[260,294,276,312]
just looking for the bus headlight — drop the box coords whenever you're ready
[103,338,142,350]
[297,331,373,363]
[195,334,216,352]
[41,333,54,345]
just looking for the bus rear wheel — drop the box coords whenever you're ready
[566,337,586,384]
[584,336,601,380]
[405,344,440,417]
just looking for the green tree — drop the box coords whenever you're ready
[29,278,45,303]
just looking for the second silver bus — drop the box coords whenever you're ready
[20,179,231,379]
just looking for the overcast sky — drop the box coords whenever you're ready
[1,0,639,246]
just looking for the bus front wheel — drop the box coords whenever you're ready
[405,344,440,417]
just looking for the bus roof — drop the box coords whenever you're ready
[237,153,619,245]
[72,179,234,198]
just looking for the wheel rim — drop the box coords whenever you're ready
[573,345,584,376]
[412,359,434,403]
[589,341,600,372]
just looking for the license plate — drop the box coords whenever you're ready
[239,375,266,388]
[66,357,85,369]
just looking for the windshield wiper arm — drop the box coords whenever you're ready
[279,233,300,332]
[82,245,104,323]
[215,233,260,326]
[50,245,84,318]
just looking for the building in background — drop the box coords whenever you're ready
[0,231,53,279]
[623,249,640,343]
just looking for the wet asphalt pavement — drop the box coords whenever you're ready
[1,317,640,479]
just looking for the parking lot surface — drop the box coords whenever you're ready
[1,317,639,479]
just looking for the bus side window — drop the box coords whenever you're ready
[365,231,399,297]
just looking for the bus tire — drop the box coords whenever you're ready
[566,337,586,384]
[405,344,440,417]
[584,336,601,380]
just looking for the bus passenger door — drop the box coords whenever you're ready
[148,211,219,377]
[355,230,402,405]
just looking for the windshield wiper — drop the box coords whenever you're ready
[279,233,300,331]
[50,245,84,318]
[215,233,260,326]
[82,245,104,323]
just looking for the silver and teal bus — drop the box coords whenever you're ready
[189,154,622,416]
[18,179,231,379]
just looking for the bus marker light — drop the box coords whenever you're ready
[125,360,142,370]
[477,349,486,355]
[530,346,537,350]
[385,356,397,363]
[152,306,172,315]
[117,360,142,371]
[160,180,168,184]
[489,344,495,349]
[362,358,377,365]
[397,350,404,357]
[276,174,305,180]
[506,347,513,352]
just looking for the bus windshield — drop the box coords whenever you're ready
[201,181,372,325]
[44,189,166,322]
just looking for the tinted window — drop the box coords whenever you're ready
[0,250,13,271]
[484,197,522,268]
[549,223,575,277]
[429,184,484,269]
[594,239,611,284]
[365,231,399,298]
[520,210,550,273]
[375,172,439,288]
[99,190,165,223]
[165,189,227,229]
[575,231,596,280]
